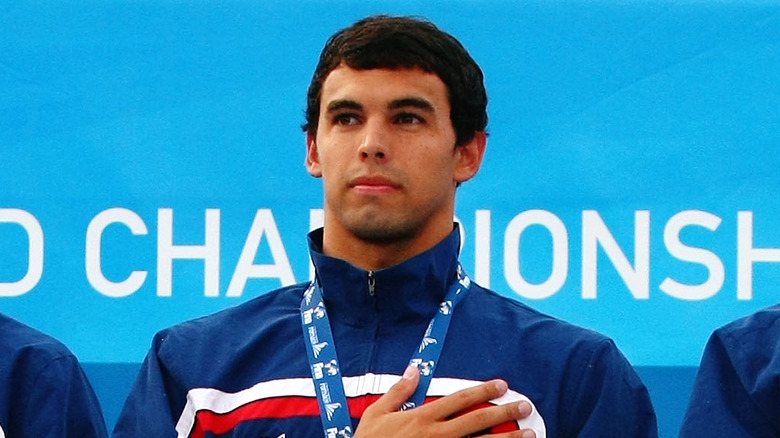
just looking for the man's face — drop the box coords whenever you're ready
[306,65,485,248]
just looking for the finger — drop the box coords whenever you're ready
[483,430,537,438]
[436,401,532,437]
[421,379,509,420]
[365,366,420,414]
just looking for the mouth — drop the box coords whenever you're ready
[349,175,401,195]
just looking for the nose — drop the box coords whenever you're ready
[357,121,389,161]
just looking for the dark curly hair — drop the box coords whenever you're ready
[302,15,487,147]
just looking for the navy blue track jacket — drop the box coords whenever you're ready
[114,227,657,437]
[681,303,780,437]
[0,313,108,438]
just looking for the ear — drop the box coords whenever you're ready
[305,133,322,177]
[453,131,487,184]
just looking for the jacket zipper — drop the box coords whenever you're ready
[366,269,379,395]
[367,270,376,296]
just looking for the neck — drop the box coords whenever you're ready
[321,217,454,271]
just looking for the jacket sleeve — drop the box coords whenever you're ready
[564,339,658,438]
[679,330,780,438]
[13,353,108,438]
[112,333,182,438]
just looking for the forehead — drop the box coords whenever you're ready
[319,65,450,110]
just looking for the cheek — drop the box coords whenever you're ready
[411,155,457,190]
[314,146,343,173]
[419,145,457,172]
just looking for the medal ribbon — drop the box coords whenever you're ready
[301,263,472,438]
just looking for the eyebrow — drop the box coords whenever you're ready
[388,97,435,113]
[324,97,435,113]
[326,99,362,113]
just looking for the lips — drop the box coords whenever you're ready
[349,175,401,194]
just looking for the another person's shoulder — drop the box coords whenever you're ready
[0,313,76,369]
[709,303,780,376]
[680,304,780,437]
[0,313,108,438]
[716,303,780,347]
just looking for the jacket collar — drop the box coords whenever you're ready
[307,226,461,327]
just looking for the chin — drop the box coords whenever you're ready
[352,227,414,244]
[347,218,419,244]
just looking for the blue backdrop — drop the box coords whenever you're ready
[2,1,779,436]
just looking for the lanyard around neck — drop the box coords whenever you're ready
[301,263,472,438]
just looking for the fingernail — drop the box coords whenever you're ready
[494,379,508,393]
[522,430,536,438]
[518,401,532,417]
[403,365,418,380]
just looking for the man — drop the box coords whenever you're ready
[680,304,780,437]
[114,15,657,437]
[0,312,108,438]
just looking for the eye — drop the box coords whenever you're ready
[394,112,425,125]
[333,113,360,126]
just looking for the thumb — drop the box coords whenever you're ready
[368,366,420,414]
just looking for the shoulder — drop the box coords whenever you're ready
[462,285,642,379]
[151,283,310,356]
[455,284,633,382]
[462,284,612,348]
